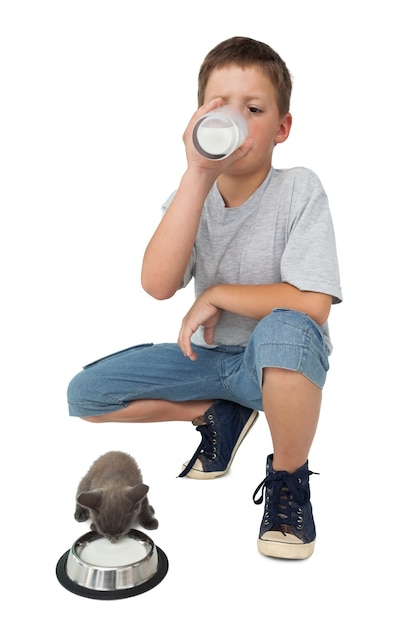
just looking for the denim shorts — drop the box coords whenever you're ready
[67,309,330,417]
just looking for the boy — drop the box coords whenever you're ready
[68,36,342,560]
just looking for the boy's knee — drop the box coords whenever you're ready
[67,370,100,418]
[247,309,329,390]
[254,308,315,343]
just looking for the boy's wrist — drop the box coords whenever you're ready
[205,284,224,308]
[181,166,217,191]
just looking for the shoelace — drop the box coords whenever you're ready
[178,420,216,477]
[252,467,316,534]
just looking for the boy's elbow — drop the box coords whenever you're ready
[141,276,176,300]
[310,293,332,326]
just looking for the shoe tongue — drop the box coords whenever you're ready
[192,415,206,427]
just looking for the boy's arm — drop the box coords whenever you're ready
[178,283,332,360]
[141,168,215,300]
[208,283,332,325]
[141,98,253,300]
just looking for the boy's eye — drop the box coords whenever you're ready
[248,106,262,114]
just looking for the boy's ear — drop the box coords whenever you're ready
[274,112,292,145]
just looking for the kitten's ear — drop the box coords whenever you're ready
[126,484,149,504]
[77,489,104,510]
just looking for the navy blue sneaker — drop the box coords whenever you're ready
[178,400,259,479]
[253,454,318,559]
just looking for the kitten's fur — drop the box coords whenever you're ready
[74,451,158,542]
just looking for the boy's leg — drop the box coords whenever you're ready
[68,342,259,478]
[254,368,321,559]
[67,342,225,419]
[262,368,321,474]
[247,309,329,560]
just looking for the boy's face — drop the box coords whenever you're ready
[203,64,291,173]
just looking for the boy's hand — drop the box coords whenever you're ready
[178,292,222,361]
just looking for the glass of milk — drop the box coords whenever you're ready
[192,104,248,160]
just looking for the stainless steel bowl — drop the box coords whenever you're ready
[56,529,168,599]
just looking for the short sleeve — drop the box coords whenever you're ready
[280,170,342,304]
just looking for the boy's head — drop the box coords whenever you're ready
[198,36,292,116]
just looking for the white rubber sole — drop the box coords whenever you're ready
[257,532,315,560]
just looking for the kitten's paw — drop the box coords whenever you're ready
[142,518,159,531]
[139,504,159,530]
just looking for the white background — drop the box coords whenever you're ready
[1,0,415,623]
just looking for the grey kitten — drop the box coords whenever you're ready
[74,451,158,542]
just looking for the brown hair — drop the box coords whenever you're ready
[197,36,292,115]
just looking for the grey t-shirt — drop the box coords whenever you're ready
[161,167,342,353]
